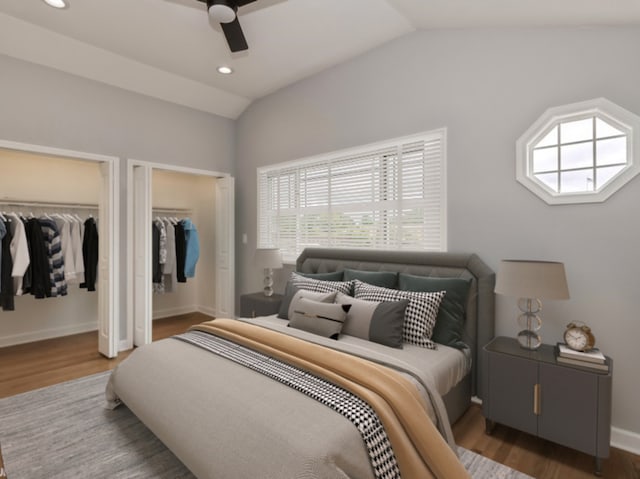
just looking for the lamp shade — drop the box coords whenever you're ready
[254,248,283,269]
[495,260,570,300]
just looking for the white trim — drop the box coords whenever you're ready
[516,98,640,205]
[124,159,232,350]
[611,426,640,455]
[0,138,119,358]
[197,305,217,318]
[0,322,97,348]
[153,305,198,320]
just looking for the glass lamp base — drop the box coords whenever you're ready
[517,329,542,350]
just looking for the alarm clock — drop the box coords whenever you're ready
[563,322,596,352]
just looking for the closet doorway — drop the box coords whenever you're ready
[127,161,234,348]
[0,140,118,358]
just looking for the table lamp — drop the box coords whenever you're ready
[255,248,282,297]
[495,260,570,350]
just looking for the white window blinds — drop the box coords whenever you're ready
[258,129,447,261]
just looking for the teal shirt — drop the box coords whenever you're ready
[182,218,200,278]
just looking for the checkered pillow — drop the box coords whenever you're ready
[353,279,445,349]
[290,272,353,295]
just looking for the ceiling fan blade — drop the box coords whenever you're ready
[221,17,248,52]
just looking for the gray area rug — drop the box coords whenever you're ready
[0,371,533,479]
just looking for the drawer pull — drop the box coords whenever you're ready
[533,383,541,415]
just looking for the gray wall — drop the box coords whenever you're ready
[236,27,640,438]
[0,54,235,341]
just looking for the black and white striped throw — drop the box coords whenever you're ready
[174,330,401,479]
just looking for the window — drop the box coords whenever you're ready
[516,98,640,205]
[257,129,446,261]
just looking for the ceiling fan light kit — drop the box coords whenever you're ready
[43,0,67,9]
[208,1,237,24]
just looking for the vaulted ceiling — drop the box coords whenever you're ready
[1,0,639,119]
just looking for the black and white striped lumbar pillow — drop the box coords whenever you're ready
[289,297,352,339]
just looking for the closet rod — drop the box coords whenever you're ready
[153,207,193,214]
[0,199,98,210]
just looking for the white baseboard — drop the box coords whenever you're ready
[152,305,198,320]
[119,339,132,352]
[196,305,217,318]
[0,321,97,348]
[611,426,640,455]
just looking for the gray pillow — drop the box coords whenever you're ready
[289,298,351,339]
[343,269,398,289]
[335,292,408,348]
[278,285,337,319]
[297,271,344,281]
[353,279,445,349]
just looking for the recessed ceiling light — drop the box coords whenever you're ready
[217,66,233,75]
[43,0,67,8]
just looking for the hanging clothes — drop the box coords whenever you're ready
[1,220,15,311]
[8,213,30,296]
[70,215,85,283]
[152,219,167,294]
[162,218,177,293]
[54,215,76,283]
[0,219,4,292]
[39,216,67,298]
[21,217,33,295]
[174,221,187,283]
[182,218,200,279]
[80,217,98,291]
[25,218,51,299]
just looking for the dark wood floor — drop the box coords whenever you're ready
[1,314,638,479]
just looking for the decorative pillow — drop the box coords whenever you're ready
[277,284,337,320]
[353,279,445,349]
[297,271,344,281]
[343,269,398,289]
[398,274,472,349]
[335,292,408,348]
[289,272,353,295]
[289,298,351,339]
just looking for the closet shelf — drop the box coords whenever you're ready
[0,199,98,210]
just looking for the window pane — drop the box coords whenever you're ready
[596,118,624,139]
[561,142,593,170]
[535,126,558,148]
[532,147,558,172]
[596,137,626,166]
[560,169,594,193]
[596,165,625,189]
[560,118,593,144]
[534,172,558,192]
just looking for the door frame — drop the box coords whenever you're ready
[125,159,233,350]
[0,138,120,357]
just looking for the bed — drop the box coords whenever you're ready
[106,248,495,479]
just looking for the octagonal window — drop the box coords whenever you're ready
[516,98,640,204]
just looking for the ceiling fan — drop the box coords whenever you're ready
[197,0,257,52]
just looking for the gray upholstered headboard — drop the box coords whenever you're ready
[296,247,495,399]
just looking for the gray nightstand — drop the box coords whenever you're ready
[240,292,283,318]
[483,336,612,476]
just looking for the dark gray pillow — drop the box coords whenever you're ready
[335,292,408,348]
[278,284,337,319]
[297,271,344,281]
[398,274,471,349]
[289,298,351,339]
[353,280,445,349]
[343,269,398,289]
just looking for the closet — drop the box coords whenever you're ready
[0,144,117,357]
[129,162,234,348]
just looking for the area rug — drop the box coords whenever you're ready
[0,371,533,479]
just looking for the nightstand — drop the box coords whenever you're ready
[240,292,283,318]
[483,336,612,476]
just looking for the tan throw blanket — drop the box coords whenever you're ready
[191,319,470,479]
